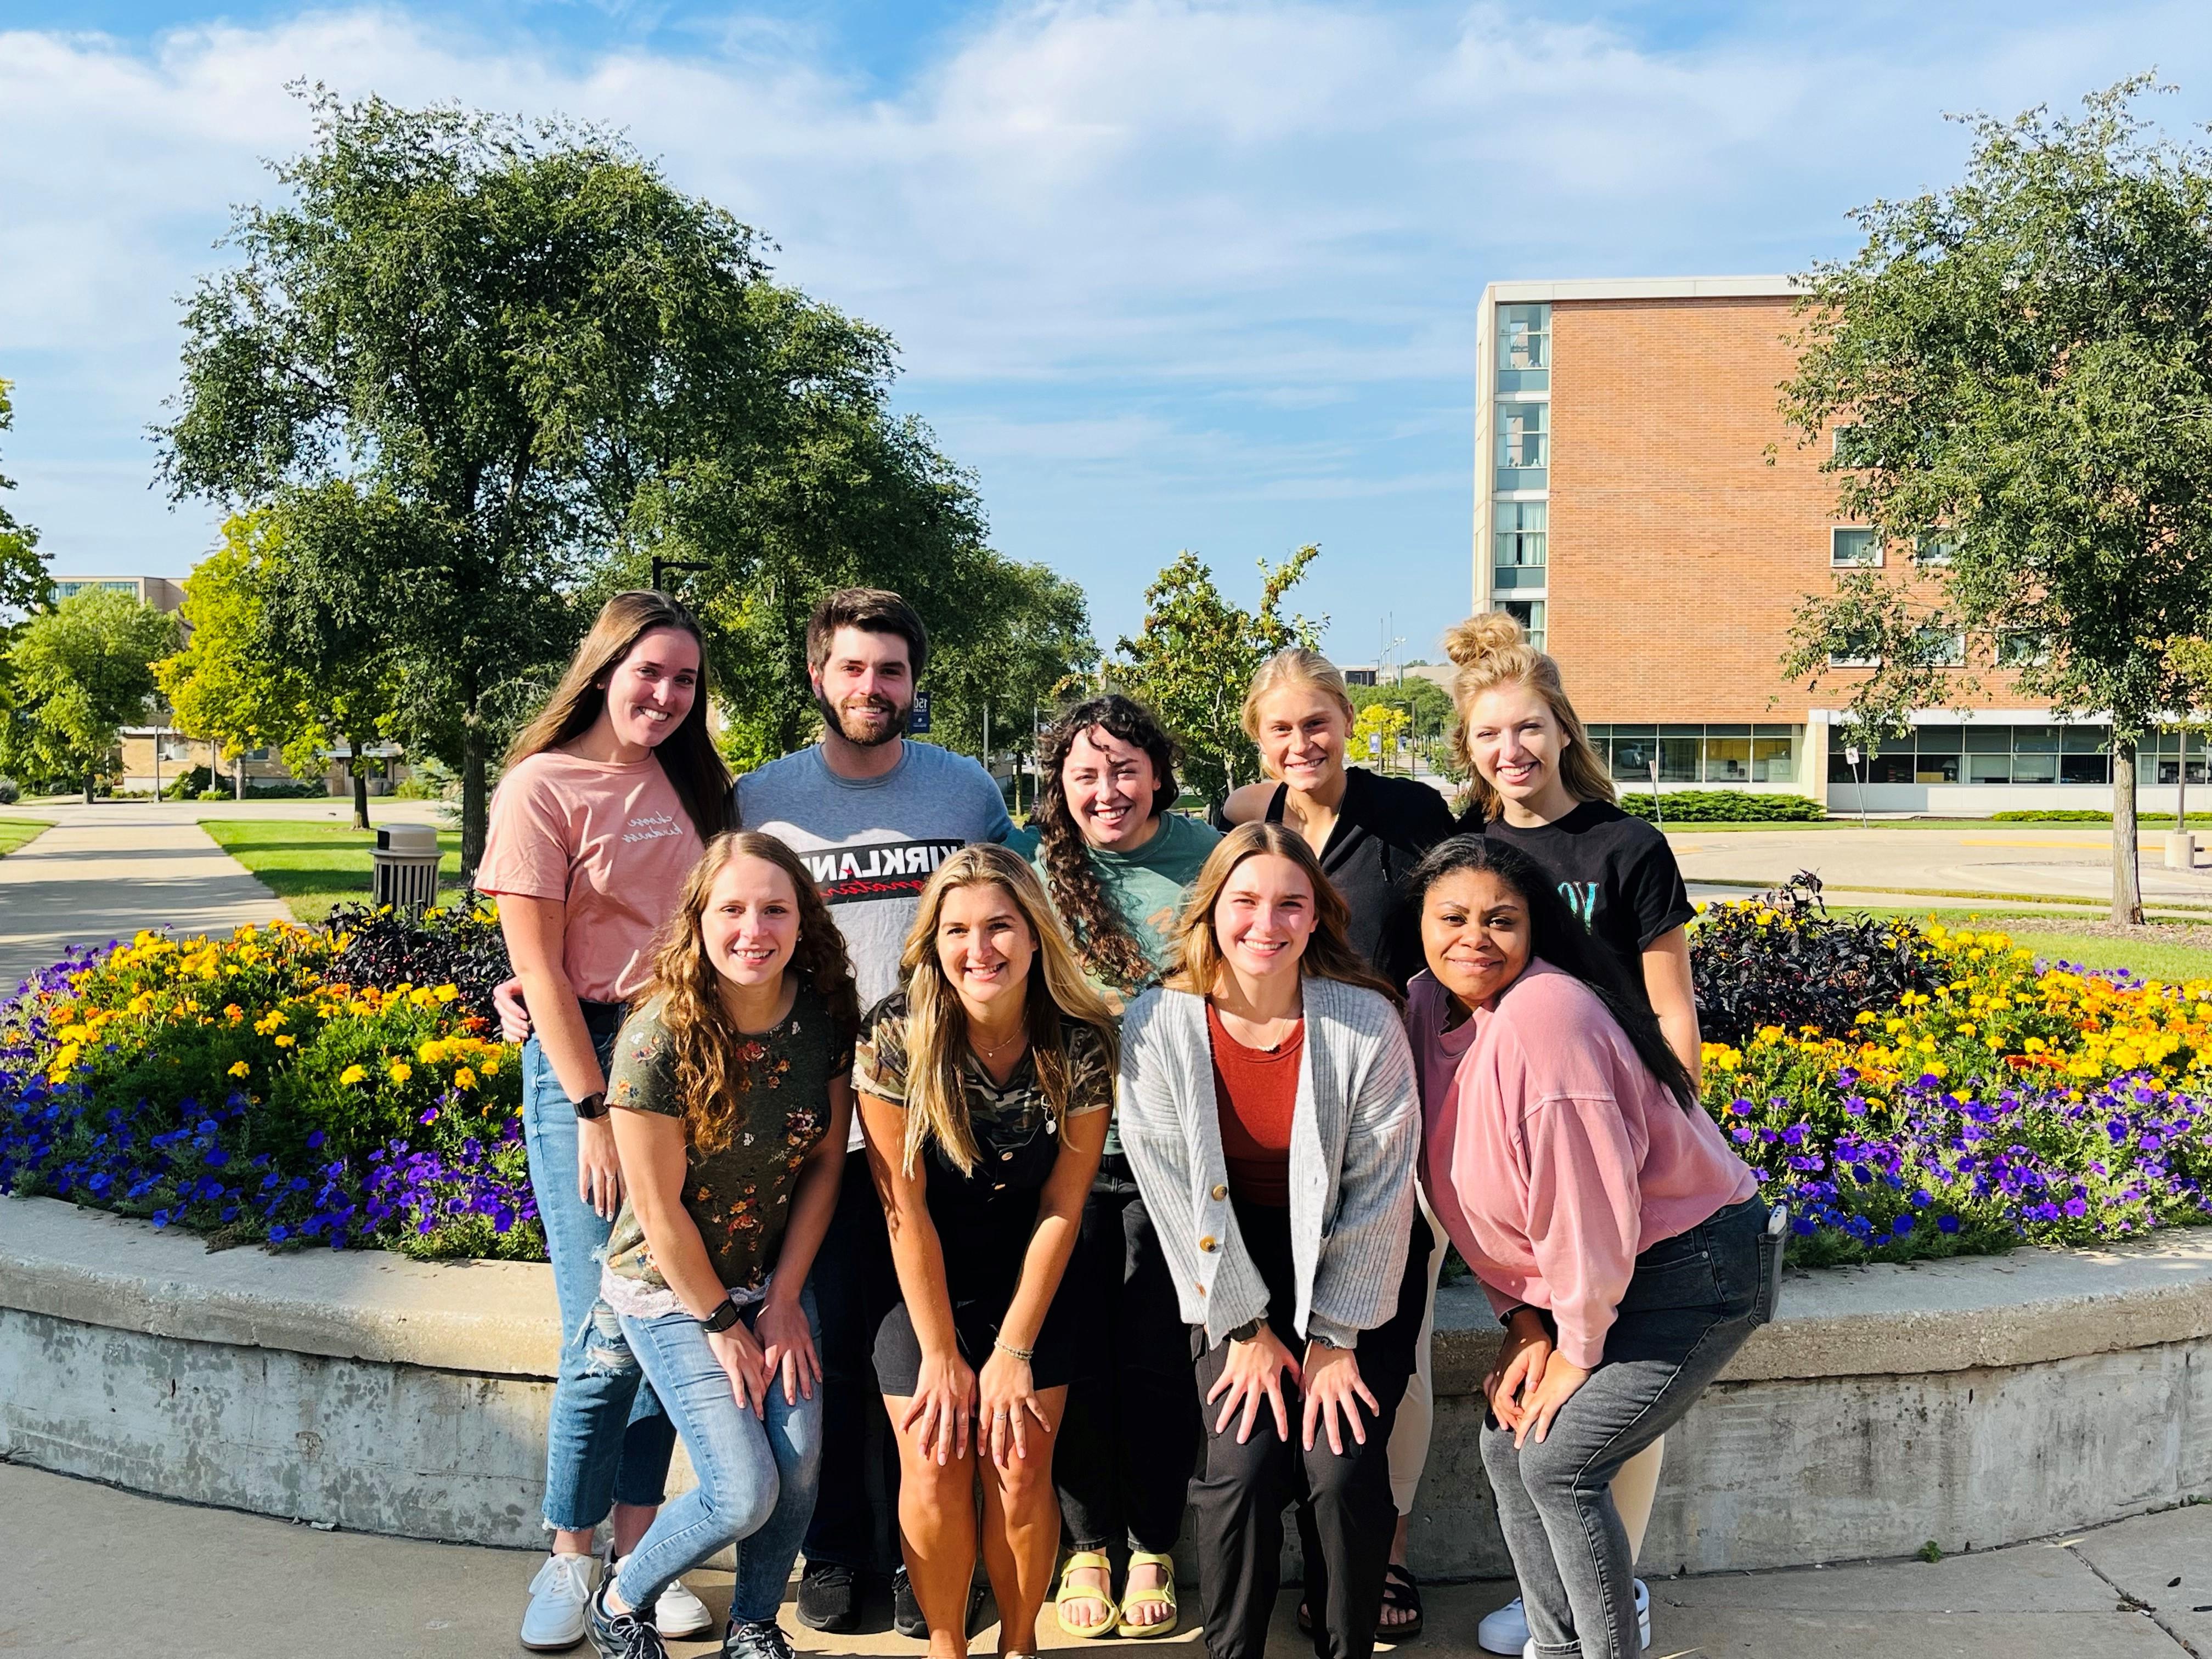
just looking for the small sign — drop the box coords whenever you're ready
[1845,745,1861,766]
[910,691,932,734]
[1368,733,1382,757]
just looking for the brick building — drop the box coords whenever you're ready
[1469,277,2205,814]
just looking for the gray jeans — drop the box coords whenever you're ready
[1481,1197,1776,1659]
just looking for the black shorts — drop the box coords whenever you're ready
[873,1278,1083,1395]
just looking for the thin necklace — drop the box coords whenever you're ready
[972,1026,1026,1057]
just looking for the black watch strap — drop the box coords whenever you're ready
[1225,1316,1265,1344]
[699,1299,743,1335]
[573,1090,608,1121]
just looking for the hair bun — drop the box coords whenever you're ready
[1442,611,1526,667]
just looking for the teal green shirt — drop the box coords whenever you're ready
[1011,811,1221,1154]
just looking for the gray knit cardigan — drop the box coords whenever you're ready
[1116,977,1420,1350]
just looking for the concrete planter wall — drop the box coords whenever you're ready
[6,1193,2211,1574]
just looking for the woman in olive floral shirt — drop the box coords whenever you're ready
[856,844,1119,1659]
[587,832,860,1659]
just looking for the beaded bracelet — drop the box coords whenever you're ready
[994,1335,1036,1361]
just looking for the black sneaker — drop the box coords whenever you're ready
[891,1567,926,1639]
[722,1618,794,1659]
[796,1561,859,1633]
[588,1581,672,1659]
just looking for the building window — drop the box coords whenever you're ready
[1497,304,1550,393]
[1494,403,1548,492]
[1587,723,1801,787]
[1912,628,1966,667]
[1500,599,1545,652]
[1493,501,1547,591]
[1828,723,2118,786]
[1997,631,2050,667]
[1913,532,1955,566]
[156,736,195,761]
[1831,527,1882,568]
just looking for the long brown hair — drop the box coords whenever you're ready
[507,590,732,840]
[1166,822,1397,1003]
[1035,693,1181,993]
[643,833,861,1156]
[894,844,1119,1177]
[1443,611,1614,823]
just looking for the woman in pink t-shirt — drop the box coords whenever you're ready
[1403,835,1778,1659]
[476,590,732,1651]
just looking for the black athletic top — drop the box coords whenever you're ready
[1255,766,1456,990]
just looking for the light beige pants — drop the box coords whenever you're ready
[1389,1188,1667,1557]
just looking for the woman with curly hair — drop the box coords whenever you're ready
[581,832,860,1659]
[854,844,1119,1659]
[1015,695,1218,1640]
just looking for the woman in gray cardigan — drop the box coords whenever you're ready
[1119,822,1427,1659]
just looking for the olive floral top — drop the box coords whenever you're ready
[601,987,849,1301]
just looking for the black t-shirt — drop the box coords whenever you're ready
[1466,800,1695,988]
[1258,767,1457,990]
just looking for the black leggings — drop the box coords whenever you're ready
[1054,1160,1201,1556]
[1188,1199,1430,1659]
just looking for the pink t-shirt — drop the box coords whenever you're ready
[1409,962,1757,1368]
[476,751,703,1005]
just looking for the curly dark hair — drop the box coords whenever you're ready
[1034,693,1181,992]
[644,832,862,1156]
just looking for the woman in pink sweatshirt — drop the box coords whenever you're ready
[1403,836,1775,1659]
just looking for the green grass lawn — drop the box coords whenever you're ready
[0,817,52,857]
[201,819,469,922]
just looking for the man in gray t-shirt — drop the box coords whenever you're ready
[741,588,1009,1633]
[738,737,1009,1007]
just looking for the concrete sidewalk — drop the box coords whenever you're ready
[6,1458,2207,1658]
[0,804,289,991]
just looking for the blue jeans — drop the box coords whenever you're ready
[614,1290,826,1623]
[522,1034,676,1531]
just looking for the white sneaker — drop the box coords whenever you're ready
[1486,1581,1650,1655]
[606,1552,716,1641]
[521,1551,597,1651]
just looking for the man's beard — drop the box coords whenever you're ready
[816,689,910,748]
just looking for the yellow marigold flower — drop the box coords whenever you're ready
[228,1060,251,1077]
[273,1034,296,1048]
[339,1064,368,1085]
[435,984,459,1003]
[480,1058,500,1076]
[454,1067,478,1090]
[388,1060,413,1083]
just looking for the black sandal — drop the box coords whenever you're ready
[1380,1565,1424,1640]
[1296,1567,1424,1643]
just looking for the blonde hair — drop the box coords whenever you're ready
[895,844,1119,1177]
[1165,822,1398,1005]
[1239,648,1356,758]
[1443,612,1615,821]
[642,833,861,1157]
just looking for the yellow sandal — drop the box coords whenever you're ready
[1115,1551,1180,1640]
[1055,1550,1119,1639]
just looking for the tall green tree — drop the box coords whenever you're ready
[1104,546,1321,806]
[156,511,313,797]
[3,588,179,802]
[156,91,861,876]
[1780,77,2212,922]
[0,377,45,620]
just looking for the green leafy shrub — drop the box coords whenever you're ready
[1620,790,1826,823]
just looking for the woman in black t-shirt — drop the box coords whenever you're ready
[1438,610,1701,1658]
[1217,648,1455,993]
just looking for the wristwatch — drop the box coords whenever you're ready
[573,1090,608,1122]
[1310,1331,1346,1351]
[699,1299,743,1335]
[1225,1316,1266,1344]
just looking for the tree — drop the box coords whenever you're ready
[929,562,1097,768]
[156,511,314,798]
[1104,546,1322,806]
[156,92,839,876]
[1780,77,2212,922]
[1351,676,1454,749]
[2164,637,2212,830]
[1778,570,1970,827]
[3,588,179,802]
[1351,701,1410,773]
[0,377,46,620]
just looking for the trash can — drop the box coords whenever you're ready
[370,822,442,915]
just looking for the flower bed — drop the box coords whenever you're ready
[0,907,535,1260]
[1703,898,2212,1266]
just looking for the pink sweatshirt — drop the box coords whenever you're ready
[1410,962,1757,1368]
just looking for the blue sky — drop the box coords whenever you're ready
[3,1,2210,659]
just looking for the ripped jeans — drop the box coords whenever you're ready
[522,1034,677,1533]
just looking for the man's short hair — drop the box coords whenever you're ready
[806,588,928,679]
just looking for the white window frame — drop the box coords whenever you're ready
[1831,527,1883,568]
[1912,532,1955,566]
[1912,628,1967,668]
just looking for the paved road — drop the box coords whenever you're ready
[4,1459,2205,1657]
[1665,824,2212,915]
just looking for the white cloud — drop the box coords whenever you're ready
[2,0,2209,646]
